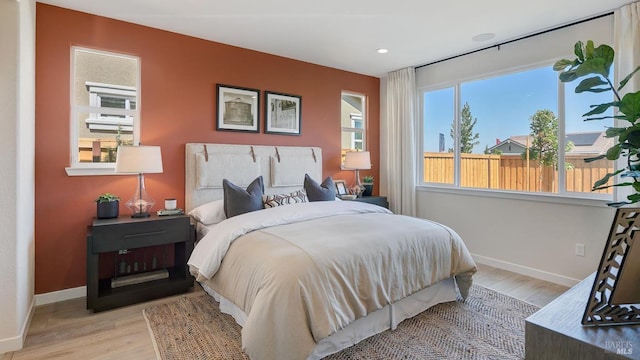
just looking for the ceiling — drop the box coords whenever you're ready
[38,0,631,78]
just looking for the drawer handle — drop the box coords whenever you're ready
[124,230,166,238]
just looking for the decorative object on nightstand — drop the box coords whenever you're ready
[115,145,164,218]
[95,193,120,219]
[157,208,185,216]
[362,175,374,197]
[343,151,371,197]
[165,198,177,210]
[158,198,185,216]
[86,214,195,312]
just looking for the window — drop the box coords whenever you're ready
[422,65,614,198]
[341,92,367,161]
[66,47,140,176]
[85,82,136,132]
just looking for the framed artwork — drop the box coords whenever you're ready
[265,91,301,135]
[334,180,348,196]
[216,84,259,132]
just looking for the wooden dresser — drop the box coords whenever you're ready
[525,273,639,359]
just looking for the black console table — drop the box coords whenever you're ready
[353,196,389,209]
[86,214,194,312]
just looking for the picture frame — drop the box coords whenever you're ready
[216,84,259,132]
[265,91,301,135]
[334,180,348,196]
[582,207,640,326]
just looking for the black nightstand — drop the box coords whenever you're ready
[86,214,195,312]
[353,196,389,209]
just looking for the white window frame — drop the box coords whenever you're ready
[349,114,364,151]
[419,62,612,205]
[66,47,140,176]
[415,14,613,207]
[85,81,136,132]
[341,91,367,153]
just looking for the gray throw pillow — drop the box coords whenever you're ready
[304,174,336,201]
[223,176,264,218]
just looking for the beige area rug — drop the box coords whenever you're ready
[143,284,539,360]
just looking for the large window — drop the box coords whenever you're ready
[422,65,614,197]
[67,47,140,176]
[341,92,367,160]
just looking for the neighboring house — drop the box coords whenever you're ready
[488,131,613,156]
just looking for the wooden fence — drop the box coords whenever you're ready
[423,152,613,194]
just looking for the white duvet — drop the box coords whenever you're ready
[188,201,393,281]
[188,201,477,360]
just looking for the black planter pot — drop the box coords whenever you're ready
[362,184,373,197]
[97,200,119,219]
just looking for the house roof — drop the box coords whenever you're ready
[490,131,613,155]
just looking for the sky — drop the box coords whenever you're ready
[423,65,614,153]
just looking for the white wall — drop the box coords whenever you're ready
[406,15,617,286]
[417,189,614,285]
[0,0,36,353]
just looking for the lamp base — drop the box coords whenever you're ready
[125,173,156,218]
[131,212,150,218]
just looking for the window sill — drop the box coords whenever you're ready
[65,165,119,176]
[416,184,612,208]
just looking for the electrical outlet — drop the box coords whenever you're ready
[575,243,585,257]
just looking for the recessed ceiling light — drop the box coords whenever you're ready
[472,33,496,42]
[377,48,388,54]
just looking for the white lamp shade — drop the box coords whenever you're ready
[343,151,371,170]
[115,145,164,174]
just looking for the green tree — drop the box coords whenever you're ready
[523,109,574,191]
[449,102,480,153]
[484,145,502,155]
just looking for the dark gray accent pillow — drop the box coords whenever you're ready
[304,174,336,201]
[223,176,264,218]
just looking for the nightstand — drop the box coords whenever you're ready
[353,196,389,209]
[86,214,195,312]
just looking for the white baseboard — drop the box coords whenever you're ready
[35,286,86,306]
[0,287,86,353]
[472,254,580,288]
[0,297,34,354]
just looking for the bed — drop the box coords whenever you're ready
[185,143,477,360]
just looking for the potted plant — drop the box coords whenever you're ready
[96,193,120,219]
[554,40,640,206]
[362,175,374,197]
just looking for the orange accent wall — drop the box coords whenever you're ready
[35,4,380,294]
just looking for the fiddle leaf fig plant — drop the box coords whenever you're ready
[554,40,640,207]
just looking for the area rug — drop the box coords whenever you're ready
[143,284,539,360]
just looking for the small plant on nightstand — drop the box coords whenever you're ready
[95,193,120,219]
[362,176,374,197]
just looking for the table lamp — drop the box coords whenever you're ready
[115,145,164,218]
[343,151,371,196]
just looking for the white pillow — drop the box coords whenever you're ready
[188,200,226,225]
[263,190,308,208]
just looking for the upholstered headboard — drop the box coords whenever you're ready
[185,143,323,212]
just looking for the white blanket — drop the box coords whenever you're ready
[188,201,477,360]
[188,201,392,281]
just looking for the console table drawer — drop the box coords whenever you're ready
[91,217,189,253]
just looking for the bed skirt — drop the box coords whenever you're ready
[200,277,458,359]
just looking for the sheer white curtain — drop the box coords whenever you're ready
[614,2,640,203]
[383,67,417,216]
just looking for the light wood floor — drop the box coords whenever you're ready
[2,263,569,360]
